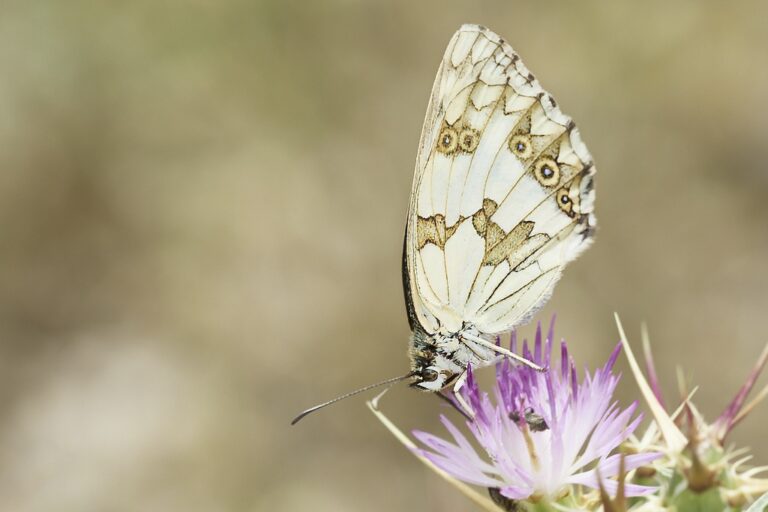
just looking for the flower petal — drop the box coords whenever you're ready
[499,484,533,500]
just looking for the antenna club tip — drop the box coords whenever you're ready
[290,410,311,425]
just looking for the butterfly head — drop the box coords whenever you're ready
[408,329,462,391]
[408,329,438,388]
[411,363,453,391]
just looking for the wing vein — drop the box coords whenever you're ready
[474,220,577,317]
[481,266,560,317]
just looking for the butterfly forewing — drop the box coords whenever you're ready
[405,24,596,337]
[291,24,597,423]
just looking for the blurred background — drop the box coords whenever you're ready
[1,1,767,511]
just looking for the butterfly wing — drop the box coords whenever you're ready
[404,24,596,336]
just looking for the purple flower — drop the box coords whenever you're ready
[412,322,661,503]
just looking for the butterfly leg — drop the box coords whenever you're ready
[451,370,476,420]
[460,333,545,372]
[435,390,473,421]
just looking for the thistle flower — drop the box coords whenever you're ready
[412,323,661,507]
[616,317,768,511]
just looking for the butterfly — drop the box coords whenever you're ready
[402,24,596,409]
[292,24,595,424]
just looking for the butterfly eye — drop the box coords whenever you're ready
[533,158,560,187]
[436,127,458,154]
[421,369,439,382]
[458,128,480,153]
[508,134,533,159]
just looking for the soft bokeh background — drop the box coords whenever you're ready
[1,1,767,511]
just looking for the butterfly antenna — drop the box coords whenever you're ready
[291,372,415,425]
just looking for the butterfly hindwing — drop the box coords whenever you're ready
[405,24,596,336]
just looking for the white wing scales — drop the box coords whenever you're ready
[406,24,596,337]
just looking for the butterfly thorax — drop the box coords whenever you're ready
[408,324,499,391]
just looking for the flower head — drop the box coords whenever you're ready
[412,322,661,505]
[618,317,768,509]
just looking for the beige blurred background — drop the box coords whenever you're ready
[1,1,767,511]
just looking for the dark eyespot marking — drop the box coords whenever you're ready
[557,188,575,217]
[509,134,533,159]
[436,127,458,154]
[458,127,480,153]
[533,158,560,187]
